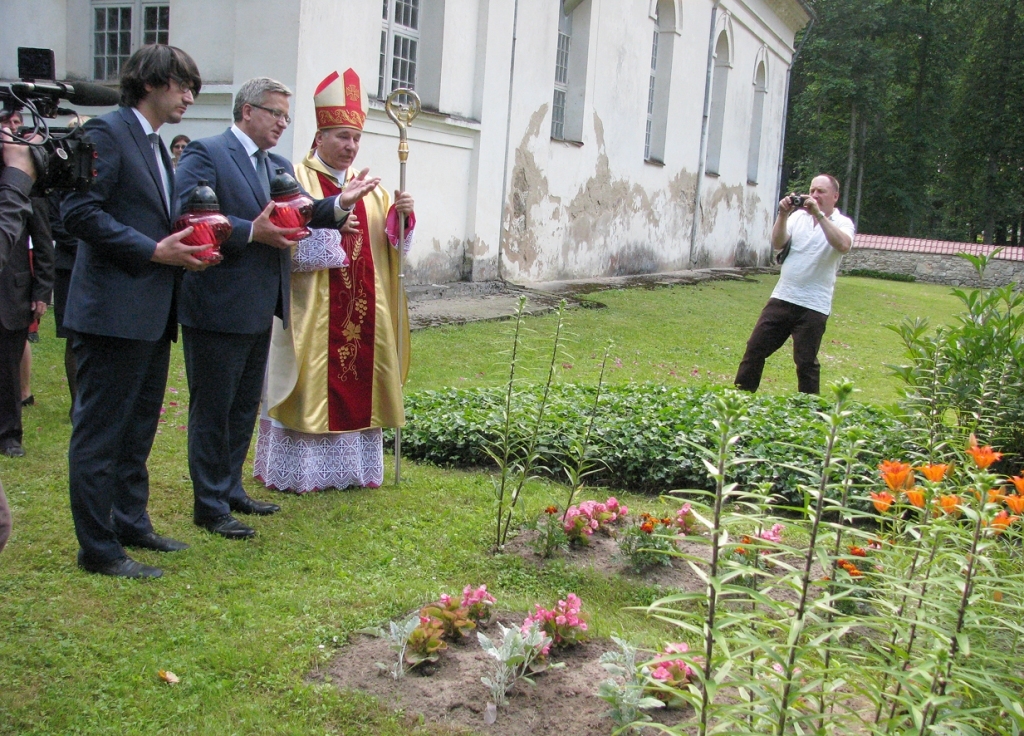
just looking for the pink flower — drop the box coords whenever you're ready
[439,593,454,607]
[652,666,672,681]
[759,523,784,544]
[664,642,689,654]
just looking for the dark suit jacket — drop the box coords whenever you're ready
[48,189,79,272]
[61,106,180,342]
[174,129,340,334]
[0,168,54,330]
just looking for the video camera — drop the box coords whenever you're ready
[1,48,120,193]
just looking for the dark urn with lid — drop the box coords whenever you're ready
[173,180,231,263]
[269,167,314,240]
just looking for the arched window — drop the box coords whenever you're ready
[705,30,730,176]
[747,59,767,184]
[645,0,676,162]
[551,0,591,142]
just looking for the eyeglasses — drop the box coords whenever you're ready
[251,104,291,125]
[170,78,195,95]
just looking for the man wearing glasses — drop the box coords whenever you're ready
[175,77,378,540]
[62,45,208,577]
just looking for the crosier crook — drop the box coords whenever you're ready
[384,89,421,484]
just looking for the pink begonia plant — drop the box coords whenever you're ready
[521,593,588,649]
[674,503,697,534]
[757,523,785,554]
[562,497,629,542]
[649,642,695,699]
[460,584,496,623]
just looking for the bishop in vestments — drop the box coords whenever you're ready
[255,68,414,492]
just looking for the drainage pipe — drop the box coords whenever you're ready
[496,0,521,282]
[687,0,722,268]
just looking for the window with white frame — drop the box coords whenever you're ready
[92,2,169,81]
[379,0,420,99]
[551,9,572,139]
[645,0,674,163]
[645,28,658,159]
[747,61,767,184]
[705,31,731,176]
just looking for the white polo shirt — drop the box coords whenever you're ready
[771,209,855,315]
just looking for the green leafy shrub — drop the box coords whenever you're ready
[845,268,916,282]
[400,383,907,504]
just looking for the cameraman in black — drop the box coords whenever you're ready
[0,108,53,458]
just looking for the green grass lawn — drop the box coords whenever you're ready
[0,276,962,735]
[408,275,961,405]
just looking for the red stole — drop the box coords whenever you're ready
[318,172,376,430]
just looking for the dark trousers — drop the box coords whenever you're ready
[183,326,271,522]
[735,298,829,394]
[69,333,170,564]
[0,325,28,448]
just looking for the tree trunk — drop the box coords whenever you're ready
[854,118,867,228]
[843,103,857,212]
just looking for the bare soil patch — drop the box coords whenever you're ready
[319,527,835,735]
[322,613,691,736]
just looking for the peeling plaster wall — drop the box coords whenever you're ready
[7,0,806,284]
[498,0,803,282]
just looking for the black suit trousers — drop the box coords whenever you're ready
[734,298,829,395]
[183,326,271,522]
[0,324,27,448]
[69,332,169,564]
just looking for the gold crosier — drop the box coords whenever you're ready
[385,88,420,484]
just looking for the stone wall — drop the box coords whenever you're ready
[841,249,1024,288]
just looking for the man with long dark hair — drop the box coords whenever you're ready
[62,45,210,578]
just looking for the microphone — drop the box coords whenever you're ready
[9,80,120,107]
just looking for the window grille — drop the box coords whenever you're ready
[645,29,658,160]
[379,0,420,99]
[92,2,169,81]
[551,9,572,139]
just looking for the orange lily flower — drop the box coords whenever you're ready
[879,460,914,492]
[871,491,895,514]
[938,494,961,515]
[905,487,926,508]
[988,510,1019,535]
[1005,493,1024,515]
[967,434,1003,470]
[849,545,867,557]
[1009,476,1024,495]
[988,489,1005,505]
[918,464,950,483]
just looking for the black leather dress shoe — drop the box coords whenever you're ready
[120,531,189,553]
[196,514,256,539]
[1,442,25,458]
[78,552,163,578]
[230,495,281,516]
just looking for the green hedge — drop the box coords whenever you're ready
[399,383,910,503]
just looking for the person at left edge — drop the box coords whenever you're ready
[0,108,53,458]
[62,45,210,579]
[174,77,379,540]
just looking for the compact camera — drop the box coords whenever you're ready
[788,193,809,209]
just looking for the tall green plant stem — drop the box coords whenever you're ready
[919,483,989,733]
[874,506,935,724]
[884,520,942,725]
[697,395,747,736]
[817,450,859,726]
[776,382,853,736]
[561,341,611,519]
[496,300,567,547]
[491,297,528,552]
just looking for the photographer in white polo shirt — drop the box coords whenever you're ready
[734,174,855,394]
